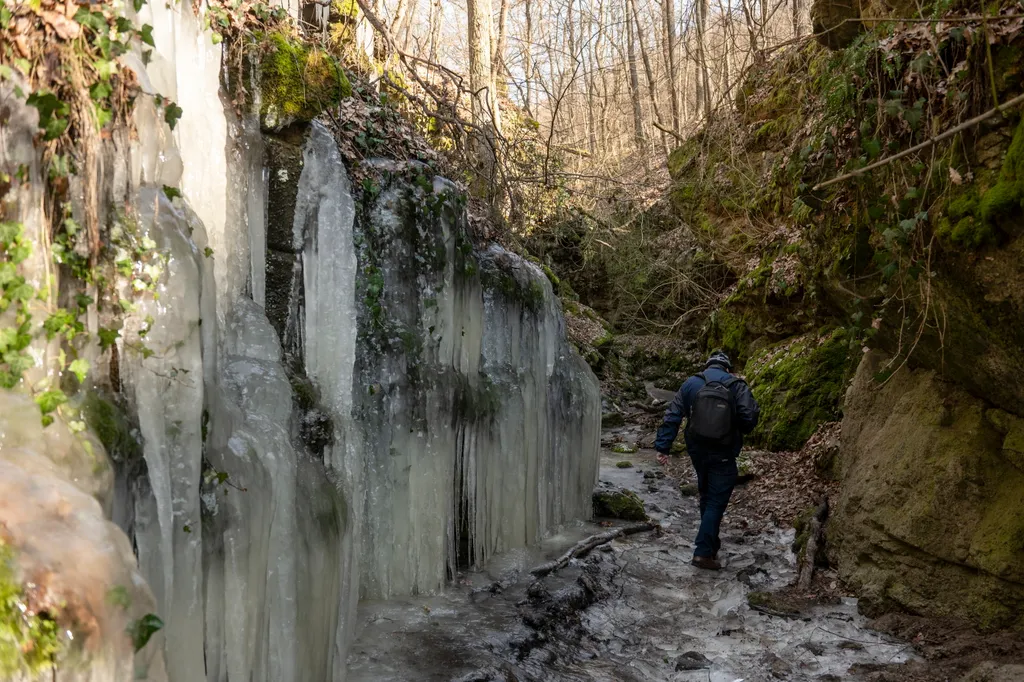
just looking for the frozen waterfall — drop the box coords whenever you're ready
[0,2,599,680]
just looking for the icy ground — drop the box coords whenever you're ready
[346,446,914,681]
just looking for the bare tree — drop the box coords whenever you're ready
[468,0,501,184]
[624,0,648,156]
[661,0,681,134]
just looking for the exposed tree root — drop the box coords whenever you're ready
[797,496,829,592]
[529,522,658,578]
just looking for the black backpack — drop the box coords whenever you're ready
[687,372,739,445]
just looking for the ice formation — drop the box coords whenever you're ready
[0,2,599,680]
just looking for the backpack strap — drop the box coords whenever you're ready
[698,371,739,389]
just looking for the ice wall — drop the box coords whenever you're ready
[119,5,350,682]
[276,152,602,600]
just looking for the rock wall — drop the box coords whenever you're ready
[831,351,1024,629]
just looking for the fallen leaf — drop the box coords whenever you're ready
[40,10,81,40]
[948,167,963,185]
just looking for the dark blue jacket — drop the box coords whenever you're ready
[654,365,760,457]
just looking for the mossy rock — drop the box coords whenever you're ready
[747,328,854,451]
[979,117,1024,233]
[0,544,64,677]
[810,0,863,50]
[615,460,634,468]
[679,483,699,497]
[601,412,626,428]
[593,488,648,521]
[611,443,638,454]
[260,31,351,131]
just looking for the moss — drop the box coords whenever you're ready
[611,443,638,454]
[748,328,853,451]
[615,460,634,468]
[667,137,702,179]
[592,488,648,521]
[601,412,626,428]
[0,544,64,677]
[480,264,545,312]
[260,31,351,130]
[978,117,1024,230]
[82,392,142,463]
[707,308,748,361]
[679,483,699,496]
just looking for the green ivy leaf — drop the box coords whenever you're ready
[35,389,68,415]
[203,247,214,258]
[162,185,182,200]
[140,24,155,47]
[128,613,163,652]
[94,59,117,80]
[164,101,183,130]
[90,81,113,102]
[98,327,121,349]
[25,90,70,140]
[74,8,108,33]
[94,105,113,130]
[69,358,90,384]
[133,0,146,11]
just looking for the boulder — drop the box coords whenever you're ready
[830,351,1024,629]
[592,487,648,521]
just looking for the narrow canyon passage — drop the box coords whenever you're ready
[345,425,912,682]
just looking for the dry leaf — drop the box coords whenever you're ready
[948,166,963,185]
[40,10,81,40]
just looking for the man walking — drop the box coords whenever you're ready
[655,351,760,570]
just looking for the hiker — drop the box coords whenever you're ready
[654,351,760,570]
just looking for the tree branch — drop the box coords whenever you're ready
[813,91,1024,191]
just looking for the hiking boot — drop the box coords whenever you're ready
[691,556,721,571]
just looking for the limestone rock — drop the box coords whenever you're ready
[830,351,1024,629]
[592,487,648,521]
[811,0,863,51]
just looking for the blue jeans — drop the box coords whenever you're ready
[689,452,738,558]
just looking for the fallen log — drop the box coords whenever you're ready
[530,522,658,578]
[796,496,829,592]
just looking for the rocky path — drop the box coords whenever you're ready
[346,440,914,681]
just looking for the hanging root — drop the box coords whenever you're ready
[796,496,829,592]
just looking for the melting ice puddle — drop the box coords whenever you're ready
[346,449,915,681]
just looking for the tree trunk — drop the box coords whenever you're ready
[633,0,668,154]
[428,0,442,66]
[624,0,647,157]
[467,0,500,188]
[740,0,760,54]
[524,0,534,114]
[494,0,510,79]
[662,0,681,134]
[695,0,712,122]
[793,0,803,39]
[718,0,731,96]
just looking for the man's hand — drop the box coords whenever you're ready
[656,453,669,466]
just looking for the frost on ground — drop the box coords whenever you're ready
[346,445,914,681]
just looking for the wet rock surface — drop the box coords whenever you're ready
[346,442,914,681]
